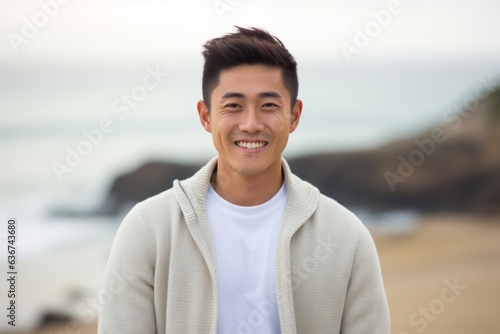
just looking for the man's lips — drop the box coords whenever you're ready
[234,140,268,149]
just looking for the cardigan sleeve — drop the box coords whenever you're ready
[340,226,391,333]
[98,204,157,334]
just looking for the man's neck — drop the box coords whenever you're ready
[210,162,284,207]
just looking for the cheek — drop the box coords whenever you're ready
[211,119,234,141]
[268,114,290,134]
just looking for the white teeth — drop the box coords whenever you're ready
[236,141,266,149]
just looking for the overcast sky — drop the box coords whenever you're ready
[2,0,500,65]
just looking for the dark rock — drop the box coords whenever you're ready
[97,162,199,215]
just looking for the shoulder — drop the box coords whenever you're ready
[286,167,363,230]
[290,174,370,244]
[136,187,178,211]
[124,187,181,227]
[317,193,361,226]
[313,191,365,225]
[114,187,179,242]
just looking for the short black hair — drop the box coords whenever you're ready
[201,26,298,109]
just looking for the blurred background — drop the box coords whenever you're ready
[1,0,499,333]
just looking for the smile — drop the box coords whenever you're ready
[235,141,268,149]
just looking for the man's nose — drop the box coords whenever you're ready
[239,107,264,133]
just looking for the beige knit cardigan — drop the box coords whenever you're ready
[98,157,390,333]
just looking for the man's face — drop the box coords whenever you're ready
[198,64,302,179]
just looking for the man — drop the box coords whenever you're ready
[98,27,390,333]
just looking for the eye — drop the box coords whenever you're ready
[262,103,278,108]
[225,103,241,109]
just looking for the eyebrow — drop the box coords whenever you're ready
[220,91,284,100]
[221,92,245,99]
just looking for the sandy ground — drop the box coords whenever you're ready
[374,214,500,334]
[17,214,500,334]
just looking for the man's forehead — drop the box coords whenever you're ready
[215,66,287,95]
[218,64,282,81]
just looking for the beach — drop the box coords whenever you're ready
[376,214,500,334]
[13,213,500,334]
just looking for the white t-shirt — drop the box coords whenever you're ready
[206,183,287,334]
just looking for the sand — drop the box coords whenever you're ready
[21,214,500,334]
[375,214,500,334]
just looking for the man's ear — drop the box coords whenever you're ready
[289,99,303,133]
[197,100,212,133]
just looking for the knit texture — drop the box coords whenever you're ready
[98,157,390,333]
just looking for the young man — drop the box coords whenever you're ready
[98,27,390,333]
